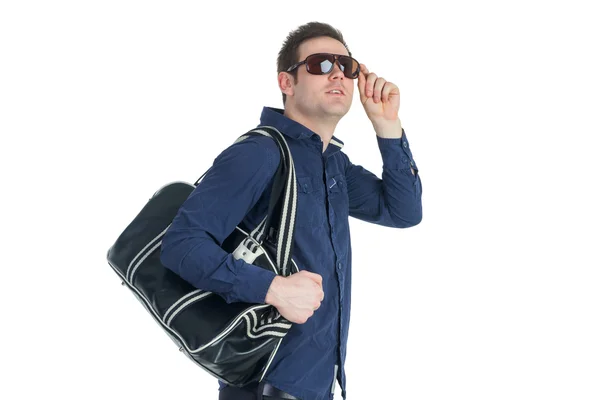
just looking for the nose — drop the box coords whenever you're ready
[329,60,345,80]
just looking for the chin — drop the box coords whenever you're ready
[327,104,350,116]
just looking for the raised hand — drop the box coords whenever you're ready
[357,63,400,124]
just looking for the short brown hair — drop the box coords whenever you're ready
[277,22,352,106]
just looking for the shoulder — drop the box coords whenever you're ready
[241,132,281,158]
[213,130,282,173]
[335,149,351,171]
[338,149,350,163]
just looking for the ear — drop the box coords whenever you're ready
[278,71,294,97]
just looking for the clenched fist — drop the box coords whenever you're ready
[265,270,324,324]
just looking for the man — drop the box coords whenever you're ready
[160,21,422,400]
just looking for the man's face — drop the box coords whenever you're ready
[287,36,355,120]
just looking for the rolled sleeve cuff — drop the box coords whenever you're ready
[230,260,277,304]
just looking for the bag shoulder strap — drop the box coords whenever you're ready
[193,126,297,276]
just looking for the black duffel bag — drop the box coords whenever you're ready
[106,126,298,387]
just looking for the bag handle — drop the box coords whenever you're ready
[245,126,297,277]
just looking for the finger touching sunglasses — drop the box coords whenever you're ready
[358,63,402,135]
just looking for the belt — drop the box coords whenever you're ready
[262,382,300,399]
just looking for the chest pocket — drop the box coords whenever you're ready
[296,175,326,228]
[327,173,349,217]
[327,174,345,193]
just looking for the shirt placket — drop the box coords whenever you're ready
[322,151,345,396]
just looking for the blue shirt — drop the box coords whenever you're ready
[159,106,422,400]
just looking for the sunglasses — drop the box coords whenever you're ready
[286,53,360,79]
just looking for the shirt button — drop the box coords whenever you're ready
[403,141,408,148]
[337,262,342,270]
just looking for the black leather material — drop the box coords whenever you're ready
[106,127,299,387]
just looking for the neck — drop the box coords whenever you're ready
[283,107,339,152]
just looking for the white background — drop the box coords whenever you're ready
[1,1,599,399]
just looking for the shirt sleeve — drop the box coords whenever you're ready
[159,136,281,304]
[343,128,423,228]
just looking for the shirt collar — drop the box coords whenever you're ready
[258,106,345,150]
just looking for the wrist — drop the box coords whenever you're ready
[372,118,403,139]
[265,275,284,306]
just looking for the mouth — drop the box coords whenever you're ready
[325,88,345,96]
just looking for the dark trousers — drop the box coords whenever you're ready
[218,382,298,400]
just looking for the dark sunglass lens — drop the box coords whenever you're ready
[306,54,334,74]
[339,56,359,78]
